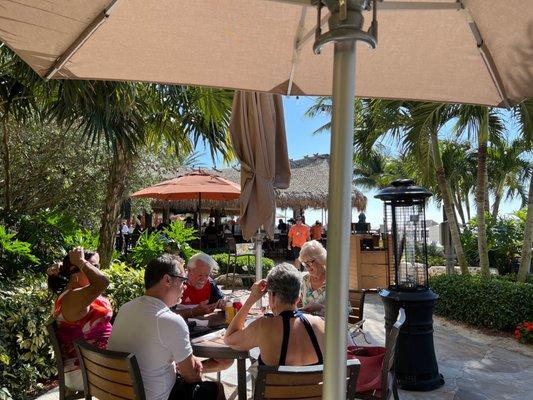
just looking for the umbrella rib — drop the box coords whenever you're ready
[44,0,120,79]
[287,6,308,95]
[460,5,511,108]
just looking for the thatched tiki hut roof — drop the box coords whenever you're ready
[150,154,367,213]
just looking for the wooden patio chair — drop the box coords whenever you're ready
[225,236,255,291]
[74,339,146,400]
[253,359,360,400]
[355,308,406,400]
[46,320,84,400]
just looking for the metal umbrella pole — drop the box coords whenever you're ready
[254,228,265,308]
[314,1,377,399]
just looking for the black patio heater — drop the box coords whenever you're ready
[375,179,444,391]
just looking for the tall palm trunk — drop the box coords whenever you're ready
[518,174,533,282]
[491,184,503,220]
[465,191,471,221]
[484,168,491,213]
[454,190,466,227]
[430,130,470,274]
[2,117,11,214]
[476,141,490,277]
[97,143,134,268]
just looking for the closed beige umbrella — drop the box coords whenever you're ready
[230,91,290,297]
[230,91,290,240]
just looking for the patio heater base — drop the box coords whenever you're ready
[380,288,445,391]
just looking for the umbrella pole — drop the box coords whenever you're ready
[323,39,356,400]
[198,193,202,250]
[254,228,263,308]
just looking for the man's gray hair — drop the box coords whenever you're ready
[187,252,219,273]
[266,263,302,305]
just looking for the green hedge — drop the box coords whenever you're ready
[0,274,55,399]
[211,253,275,278]
[0,262,145,399]
[430,274,533,331]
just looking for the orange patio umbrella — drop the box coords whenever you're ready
[131,170,241,234]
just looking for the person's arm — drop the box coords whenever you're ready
[177,354,203,383]
[224,280,267,351]
[287,229,293,249]
[208,280,225,307]
[62,248,109,321]
[177,300,216,318]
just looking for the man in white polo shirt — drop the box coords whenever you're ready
[108,254,224,400]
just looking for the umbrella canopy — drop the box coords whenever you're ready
[130,170,240,201]
[0,1,532,107]
[230,91,291,240]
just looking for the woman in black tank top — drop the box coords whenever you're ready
[224,263,325,367]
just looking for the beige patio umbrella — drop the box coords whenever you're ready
[229,91,290,240]
[229,91,291,299]
[0,0,531,107]
[2,1,533,399]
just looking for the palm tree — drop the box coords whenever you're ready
[353,145,405,189]
[405,102,470,274]
[45,81,233,268]
[512,98,533,282]
[439,140,474,227]
[308,98,471,274]
[453,105,506,277]
[487,136,530,219]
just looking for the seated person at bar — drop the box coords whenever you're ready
[177,253,226,318]
[224,263,325,367]
[204,220,217,235]
[108,254,225,400]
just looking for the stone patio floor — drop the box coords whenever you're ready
[36,293,532,400]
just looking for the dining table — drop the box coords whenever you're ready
[188,308,263,400]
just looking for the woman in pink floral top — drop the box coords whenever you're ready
[48,247,112,391]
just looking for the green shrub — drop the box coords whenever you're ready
[162,221,198,262]
[128,221,199,268]
[416,243,445,267]
[0,274,55,399]
[460,214,523,274]
[64,229,99,251]
[430,274,533,331]
[211,253,275,278]
[104,262,145,311]
[128,230,166,269]
[16,211,80,268]
[0,226,39,279]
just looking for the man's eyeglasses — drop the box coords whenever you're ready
[168,272,188,283]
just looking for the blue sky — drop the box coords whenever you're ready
[196,96,524,228]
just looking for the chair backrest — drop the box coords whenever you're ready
[227,236,237,254]
[46,320,84,400]
[380,308,406,397]
[254,359,360,400]
[348,289,366,325]
[74,339,146,400]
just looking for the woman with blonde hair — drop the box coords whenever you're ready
[298,240,327,316]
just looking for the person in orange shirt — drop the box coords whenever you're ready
[310,221,323,241]
[287,216,310,270]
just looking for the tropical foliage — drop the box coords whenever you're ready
[128,220,198,268]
